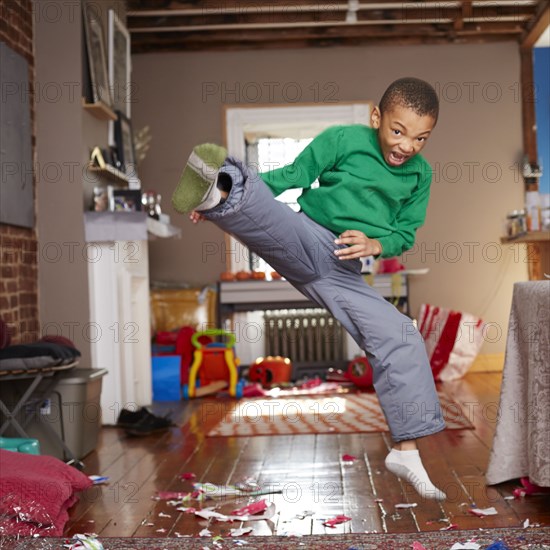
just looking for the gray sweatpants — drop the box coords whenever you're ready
[203,158,446,442]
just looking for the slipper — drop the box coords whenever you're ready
[172,143,227,213]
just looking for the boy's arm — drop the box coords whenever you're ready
[376,170,432,258]
[259,127,340,196]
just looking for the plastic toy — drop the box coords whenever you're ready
[0,436,40,455]
[326,357,374,389]
[248,356,292,386]
[346,357,374,389]
[183,329,244,399]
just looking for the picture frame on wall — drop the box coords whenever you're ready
[114,110,137,175]
[108,9,131,119]
[82,2,113,107]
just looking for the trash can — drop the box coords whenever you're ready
[23,368,108,461]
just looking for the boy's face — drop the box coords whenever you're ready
[371,104,436,167]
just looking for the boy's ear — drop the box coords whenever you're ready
[371,106,381,129]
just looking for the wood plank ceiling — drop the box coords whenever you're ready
[126,0,549,53]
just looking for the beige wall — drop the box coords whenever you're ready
[35,1,126,366]
[35,5,91,364]
[132,42,527,357]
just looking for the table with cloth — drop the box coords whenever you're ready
[486,280,550,487]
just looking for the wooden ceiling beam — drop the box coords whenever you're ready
[129,21,523,45]
[520,0,549,48]
[127,0,538,13]
[130,33,521,54]
[126,6,534,30]
[127,0,456,13]
[128,22,523,37]
[454,0,472,30]
[126,0,544,53]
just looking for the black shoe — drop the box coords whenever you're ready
[124,412,175,436]
[116,407,150,428]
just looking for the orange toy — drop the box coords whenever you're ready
[248,356,292,386]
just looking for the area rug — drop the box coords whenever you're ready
[207,391,473,437]
[5,527,550,549]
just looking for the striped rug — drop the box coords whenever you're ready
[207,391,473,437]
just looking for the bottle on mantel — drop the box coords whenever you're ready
[525,190,541,232]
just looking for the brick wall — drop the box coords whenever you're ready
[0,0,39,343]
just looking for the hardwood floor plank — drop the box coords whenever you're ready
[361,432,421,533]
[310,434,346,535]
[338,433,384,534]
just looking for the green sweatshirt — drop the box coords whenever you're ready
[259,125,433,258]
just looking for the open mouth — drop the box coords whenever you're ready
[389,151,408,166]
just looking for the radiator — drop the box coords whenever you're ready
[264,309,346,364]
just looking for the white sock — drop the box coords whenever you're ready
[385,448,446,501]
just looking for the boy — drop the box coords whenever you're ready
[173,77,446,500]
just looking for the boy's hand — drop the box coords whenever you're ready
[334,230,382,259]
[189,211,205,224]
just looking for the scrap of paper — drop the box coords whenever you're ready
[231,499,267,516]
[323,514,352,528]
[193,481,282,498]
[195,509,230,521]
[88,475,109,485]
[395,503,418,509]
[65,534,104,550]
[449,543,481,550]
[440,523,459,530]
[154,491,191,501]
[195,503,276,523]
[469,507,498,516]
[342,454,357,462]
[176,506,196,513]
[230,527,254,537]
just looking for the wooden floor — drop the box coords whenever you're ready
[66,372,550,538]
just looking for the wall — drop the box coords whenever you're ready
[0,0,39,343]
[34,2,91,364]
[133,43,528,360]
[34,1,126,367]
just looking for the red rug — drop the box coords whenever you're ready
[5,527,550,549]
[207,391,473,437]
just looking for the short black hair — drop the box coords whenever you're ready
[379,77,439,122]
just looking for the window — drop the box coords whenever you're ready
[254,136,313,211]
[246,136,312,273]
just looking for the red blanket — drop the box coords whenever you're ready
[0,449,92,536]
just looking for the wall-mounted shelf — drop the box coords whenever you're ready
[82,99,117,121]
[146,217,182,239]
[83,212,181,242]
[86,164,129,183]
[501,230,550,280]
[84,211,148,242]
[500,230,549,244]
